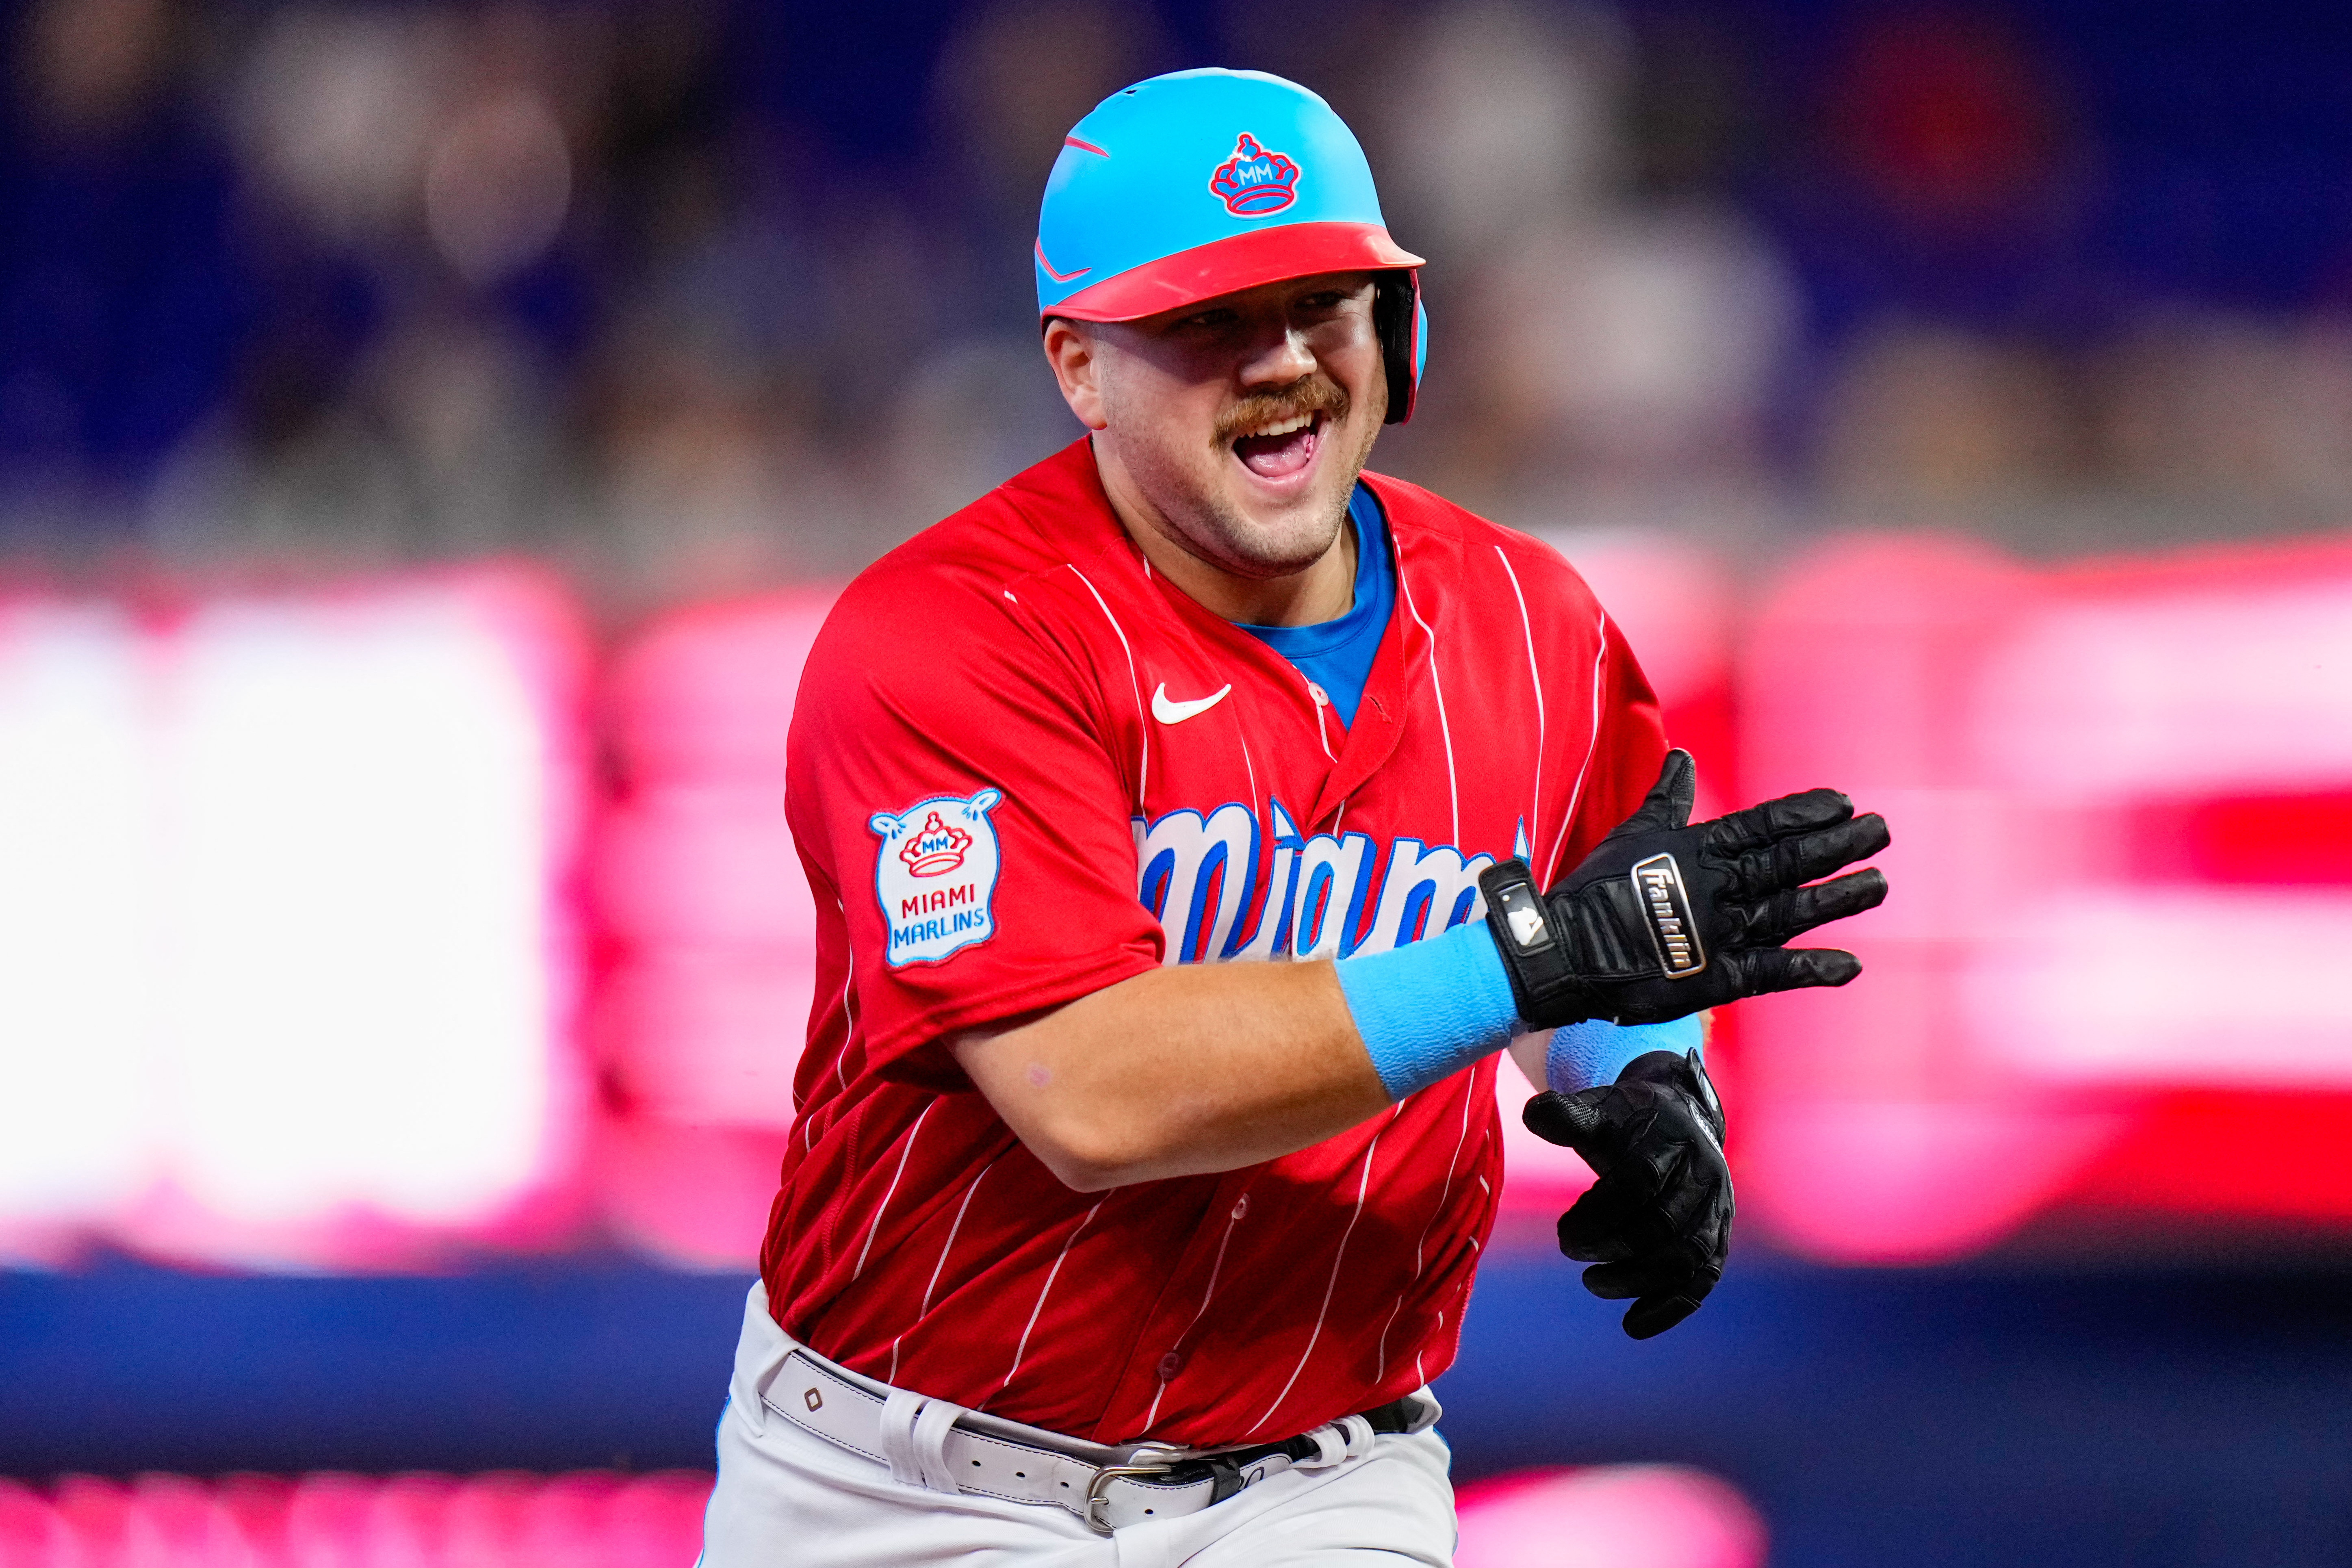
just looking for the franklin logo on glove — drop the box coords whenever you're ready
[1631,854,1704,977]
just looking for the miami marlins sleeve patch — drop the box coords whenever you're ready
[869,789,1004,966]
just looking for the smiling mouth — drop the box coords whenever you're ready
[1231,410,1324,481]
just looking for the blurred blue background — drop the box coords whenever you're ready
[5,1,2352,1564]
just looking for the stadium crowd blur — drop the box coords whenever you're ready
[10,0,2352,605]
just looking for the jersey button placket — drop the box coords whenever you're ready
[1150,1192,1243,1391]
[1306,679,1336,759]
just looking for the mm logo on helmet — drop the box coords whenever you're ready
[1210,134,1299,215]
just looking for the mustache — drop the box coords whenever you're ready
[1213,376,1351,446]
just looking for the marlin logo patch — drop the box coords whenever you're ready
[870,789,1004,966]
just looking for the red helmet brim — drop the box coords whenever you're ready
[1041,221,1424,323]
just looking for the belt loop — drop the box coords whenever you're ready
[729,1285,790,1438]
[912,1395,964,1493]
[1298,1413,1374,1470]
[730,1352,771,1440]
[878,1390,927,1486]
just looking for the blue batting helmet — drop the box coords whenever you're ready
[1035,68,1429,423]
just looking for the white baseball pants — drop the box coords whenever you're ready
[700,1283,1458,1567]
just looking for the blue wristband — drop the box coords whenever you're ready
[1334,921,1522,1101]
[1545,1013,1704,1095]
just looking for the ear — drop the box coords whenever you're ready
[869,813,900,835]
[969,788,1002,815]
[1042,318,1109,432]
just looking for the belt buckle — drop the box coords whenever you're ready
[1082,1444,1186,1535]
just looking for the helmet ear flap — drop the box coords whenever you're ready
[1374,271,1424,425]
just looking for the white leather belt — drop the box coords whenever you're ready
[763,1344,1429,1534]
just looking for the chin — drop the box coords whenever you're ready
[1198,485,1353,580]
[1222,414,1364,536]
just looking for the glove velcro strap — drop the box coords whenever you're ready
[1479,859,1592,1027]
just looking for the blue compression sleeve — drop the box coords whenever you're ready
[1545,1013,1704,1095]
[1334,921,1523,1101]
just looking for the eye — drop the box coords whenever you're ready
[1175,307,1240,332]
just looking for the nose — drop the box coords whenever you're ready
[1238,320,1317,390]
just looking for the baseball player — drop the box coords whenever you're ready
[701,69,1887,1566]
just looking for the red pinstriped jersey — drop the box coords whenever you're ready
[767,438,1665,1446]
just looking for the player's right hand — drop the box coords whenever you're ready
[1524,1047,1732,1339]
[1478,749,1888,1029]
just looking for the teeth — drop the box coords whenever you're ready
[1238,413,1314,441]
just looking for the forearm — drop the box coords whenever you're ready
[955,915,1683,1191]
[954,959,1390,1190]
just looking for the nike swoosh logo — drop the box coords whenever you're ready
[1151,683,1233,724]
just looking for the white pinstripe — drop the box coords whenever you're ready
[831,889,854,1095]
[1396,550,1460,846]
[1141,1193,1251,1432]
[885,1154,999,1384]
[807,941,855,1154]
[1494,545,1546,863]
[1244,1136,1381,1438]
[833,977,854,1094]
[850,1101,934,1281]
[1373,1066,1480,1382]
[986,1196,1106,1410]
[1068,565,1148,811]
[1231,726,1269,954]
[1544,610,1610,883]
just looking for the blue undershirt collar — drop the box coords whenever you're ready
[1236,483,1392,727]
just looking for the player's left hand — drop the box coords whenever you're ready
[1523,1047,1731,1340]
[1480,749,1890,1030]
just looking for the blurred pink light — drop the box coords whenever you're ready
[0,1473,709,1568]
[593,590,832,1267]
[1536,531,1738,817]
[0,1478,79,1568]
[0,569,593,1271]
[1736,535,2352,1261]
[0,599,155,1261]
[1455,1464,1766,1568]
[4,1468,1759,1568]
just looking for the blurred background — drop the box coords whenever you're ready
[3,0,2352,1564]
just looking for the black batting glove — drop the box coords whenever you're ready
[1524,1048,1731,1340]
[1480,749,1888,1029]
